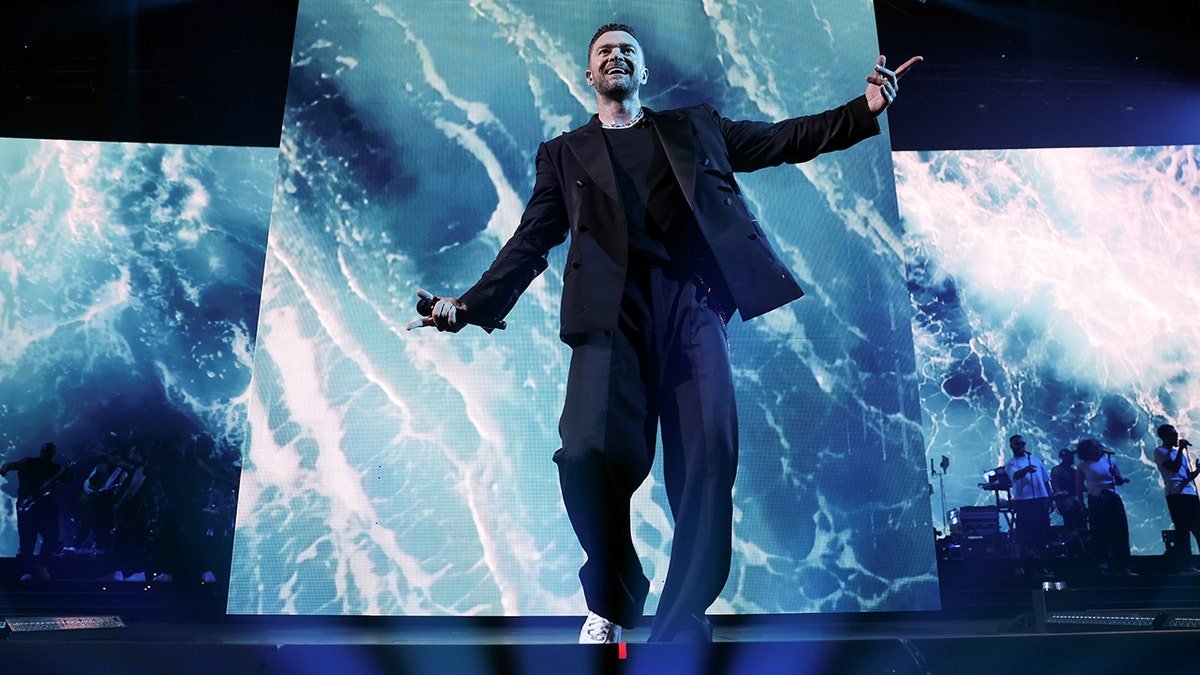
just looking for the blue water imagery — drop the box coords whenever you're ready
[226,0,936,617]
[898,146,1200,554]
[0,138,277,576]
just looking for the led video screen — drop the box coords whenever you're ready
[226,0,937,616]
[0,137,277,572]
[899,145,1200,554]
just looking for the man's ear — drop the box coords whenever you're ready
[641,69,649,84]
[585,70,594,85]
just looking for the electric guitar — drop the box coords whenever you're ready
[16,461,75,513]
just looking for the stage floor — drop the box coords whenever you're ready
[3,613,1200,675]
[4,554,1200,674]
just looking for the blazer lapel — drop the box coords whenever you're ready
[647,109,698,206]
[566,118,621,207]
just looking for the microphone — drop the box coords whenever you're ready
[1180,439,1192,449]
[1101,450,1115,455]
[416,295,507,331]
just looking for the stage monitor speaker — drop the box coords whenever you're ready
[1,615,125,639]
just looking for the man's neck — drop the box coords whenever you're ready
[596,95,642,127]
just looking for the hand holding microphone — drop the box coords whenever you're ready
[405,289,506,332]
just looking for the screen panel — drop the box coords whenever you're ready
[899,145,1200,552]
[0,138,276,569]
[227,0,936,616]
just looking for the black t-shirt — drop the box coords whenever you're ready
[12,456,62,499]
[602,121,712,272]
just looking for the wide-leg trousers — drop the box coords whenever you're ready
[553,266,737,641]
[1087,489,1131,570]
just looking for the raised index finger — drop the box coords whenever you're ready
[893,55,924,79]
[405,316,432,331]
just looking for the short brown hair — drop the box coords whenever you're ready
[588,23,638,57]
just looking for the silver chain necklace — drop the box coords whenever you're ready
[601,109,645,129]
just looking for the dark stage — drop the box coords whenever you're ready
[3,553,1200,674]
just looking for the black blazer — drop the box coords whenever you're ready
[459,95,880,339]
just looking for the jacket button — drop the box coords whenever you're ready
[747,233,758,240]
[572,261,582,269]
[576,180,585,187]
[701,158,710,166]
[724,197,732,205]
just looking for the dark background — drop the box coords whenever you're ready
[1,0,1196,149]
[875,0,1200,150]
[0,0,299,147]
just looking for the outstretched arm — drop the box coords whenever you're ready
[865,55,923,115]
[404,142,568,336]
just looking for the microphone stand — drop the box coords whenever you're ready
[932,457,949,537]
[1173,441,1198,496]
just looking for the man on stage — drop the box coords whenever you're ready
[1,441,69,562]
[408,23,920,643]
[1154,424,1200,572]
[1004,434,1053,562]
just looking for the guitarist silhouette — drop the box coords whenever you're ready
[1,441,72,559]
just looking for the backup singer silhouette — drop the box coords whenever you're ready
[408,23,921,643]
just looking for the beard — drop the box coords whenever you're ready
[593,72,641,100]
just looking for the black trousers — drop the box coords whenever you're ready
[1011,497,1051,557]
[554,266,736,641]
[1087,490,1131,570]
[1166,493,1200,562]
[17,503,60,559]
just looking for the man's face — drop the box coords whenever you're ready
[586,30,647,99]
[1010,436,1027,456]
[1163,426,1179,447]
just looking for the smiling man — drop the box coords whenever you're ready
[409,23,920,643]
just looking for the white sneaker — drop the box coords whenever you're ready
[579,611,621,644]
